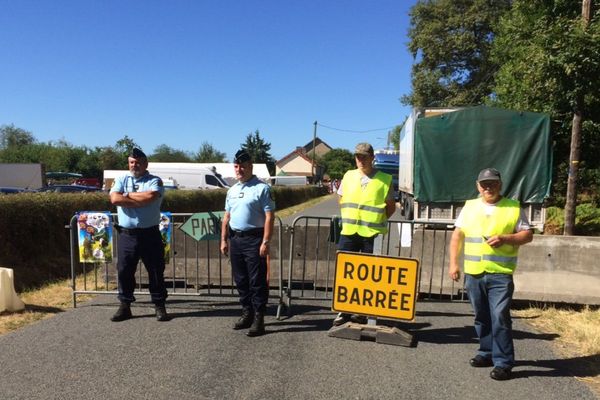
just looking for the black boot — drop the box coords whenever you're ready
[247,312,265,337]
[233,308,254,330]
[111,302,132,322]
[155,304,170,322]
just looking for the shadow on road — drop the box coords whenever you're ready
[515,353,600,380]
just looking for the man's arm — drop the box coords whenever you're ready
[220,211,231,256]
[110,191,160,207]
[448,228,465,282]
[260,210,274,257]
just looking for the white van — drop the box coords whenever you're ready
[148,163,229,190]
[103,164,229,191]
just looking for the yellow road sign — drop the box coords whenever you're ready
[332,251,419,321]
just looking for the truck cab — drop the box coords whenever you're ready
[374,150,399,201]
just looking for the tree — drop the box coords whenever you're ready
[0,124,36,149]
[240,130,275,164]
[149,144,193,162]
[194,142,227,163]
[97,146,126,171]
[403,0,512,107]
[389,123,404,151]
[319,148,354,180]
[491,0,600,233]
[114,135,140,158]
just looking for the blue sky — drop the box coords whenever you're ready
[1,0,417,160]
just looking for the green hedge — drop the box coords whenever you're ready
[0,186,327,290]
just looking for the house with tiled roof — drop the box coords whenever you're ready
[275,137,332,182]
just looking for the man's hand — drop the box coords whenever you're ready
[485,230,533,247]
[259,242,269,257]
[449,262,461,282]
[484,235,504,248]
[448,228,464,282]
[220,239,228,256]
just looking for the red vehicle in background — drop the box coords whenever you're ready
[73,177,100,188]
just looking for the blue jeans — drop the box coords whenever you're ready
[337,234,375,253]
[465,273,515,369]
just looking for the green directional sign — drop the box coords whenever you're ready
[179,211,225,241]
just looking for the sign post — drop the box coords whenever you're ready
[328,250,419,346]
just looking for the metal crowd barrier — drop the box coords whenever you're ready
[69,213,286,310]
[69,212,466,319]
[277,216,467,318]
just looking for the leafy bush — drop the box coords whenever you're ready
[545,203,600,236]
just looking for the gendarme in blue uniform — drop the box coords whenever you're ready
[225,175,274,315]
[110,171,167,305]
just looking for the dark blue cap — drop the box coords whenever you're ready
[129,148,147,159]
[234,149,251,164]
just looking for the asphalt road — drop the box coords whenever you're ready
[0,297,597,399]
[280,194,404,225]
[1,196,597,400]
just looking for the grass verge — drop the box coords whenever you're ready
[513,306,600,395]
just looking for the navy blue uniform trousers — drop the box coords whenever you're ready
[229,234,268,313]
[116,226,168,305]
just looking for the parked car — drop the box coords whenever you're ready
[36,185,103,193]
[0,186,30,194]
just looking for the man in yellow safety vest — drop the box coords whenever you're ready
[449,168,533,381]
[333,142,396,326]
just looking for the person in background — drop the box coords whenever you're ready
[109,148,169,322]
[220,149,275,337]
[449,168,533,381]
[333,142,395,326]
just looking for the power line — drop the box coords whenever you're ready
[316,122,396,134]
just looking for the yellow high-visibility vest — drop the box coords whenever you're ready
[461,197,521,275]
[340,169,392,237]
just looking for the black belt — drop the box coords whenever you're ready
[116,225,159,235]
[230,227,264,238]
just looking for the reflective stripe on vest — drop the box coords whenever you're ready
[340,169,392,237]
[461,197,521,275]
[340,203,385,214]
[462,254,518,263]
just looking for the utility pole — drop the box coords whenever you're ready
[564,0,592,235]
[312,121,317,183]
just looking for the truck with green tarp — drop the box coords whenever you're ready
[397,105,553,230]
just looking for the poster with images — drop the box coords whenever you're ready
[160,212,172,263]
[77,211,113,263]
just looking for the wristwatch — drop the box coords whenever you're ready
[262,240,270,245]
[123,192,129,198]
